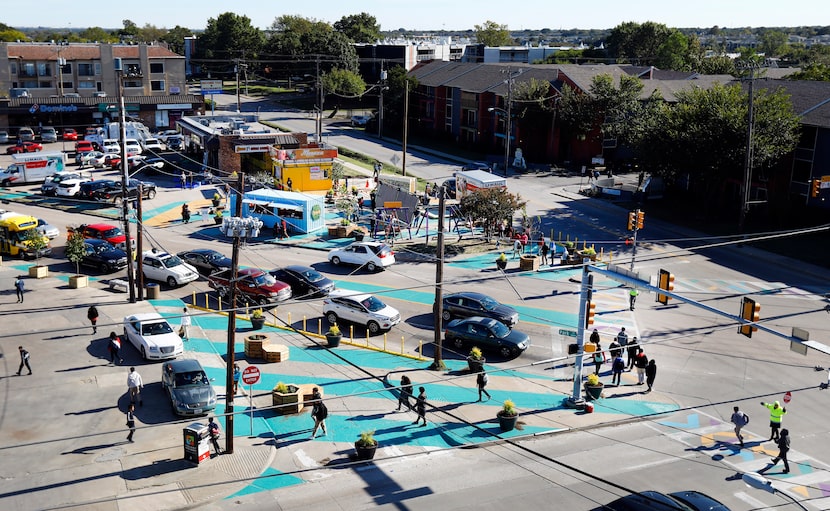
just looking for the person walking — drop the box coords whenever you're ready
[208,417,222,455]
[126,403,136,442]
[589,329,600,346]
[762,401,787,442]
[476,371,492,402]
[108,332,123,365]
[412,387,427,426]
[513,239,522,259]
[770,428,791,473]
[634,347,649,384]
[609,337,622,360]
[540,240,549,265]
[616,327,629,367]
[611,353,625,386]
[181,204,191,224]
[127,367,144,406]
[232,364,241,395]
[180,171,187,189]
[15,276,25,303]
[626,335,639,371]
[397,375,413,411]
[629,288,639,311]
[592,342,606,375]
[87,305,99,334]
[731,406,750,447]
[16,346,32,375]
[645,359,657,392]
[309,388,328,439]
[179,307,191,341]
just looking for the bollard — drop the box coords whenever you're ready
[204,292,208,309]
[318,318,322,334]
[218,297,222,312]
[303,316,306,332]
[192,290,196,305]
[366,331,369,347]
[383,333,387,352]
[350,325,354,340]
[419,341,423,358]
[600,247,604,261]
[287,312,291,326]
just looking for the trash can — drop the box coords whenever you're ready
[146,283,160,299]
[183,422,210,464]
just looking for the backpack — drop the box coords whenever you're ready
[316,402,328,420]
[743,413,749,424]
[613,357,625,372]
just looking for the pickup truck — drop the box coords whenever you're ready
[92,178,157,205]
[207,268,292,306]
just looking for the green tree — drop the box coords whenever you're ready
[655,30,691,71]
[557,84,595,139]
[78,27,117,43]
[759,29,788,57]
[378,65,418,136]
[606,21,673,65]
[457,188,527,240]
[267,15,358,73]
[0,26,28,42]
[22,228,48,266]
[65,231,87,276]
[199,12,264,60]
[474,20,512,46]
[333,12,381,43]
[786,63,830,81]
[162,25,194,55]
[119,19,139,39]
[136,23,166,43]
[698,55,735,74]
[322,68,366,96]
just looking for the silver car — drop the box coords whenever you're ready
[40,127,58,143]
[322,289,401,335]
[161,359,217,416]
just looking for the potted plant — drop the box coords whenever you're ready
[325,323,342,348]
[325,189,335,204]
[351,226,368,241]
[251,308,266,330]
[65,231,88,288]
[467,346,486,373]
[213,210,224,225]
[24,228,49,278]
[496,252,508,270]
[354,429,378,460]
[271,382,302,414]
[212,192,222,207]
[584,372,604,401]
[497,399,519,432]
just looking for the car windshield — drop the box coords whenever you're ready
[93,244,111,255]
[161,255,184,268]
[175,371,209,387]
[361,296,386,312]
[302,268,323,282]
[102,228,123,238]
[205,251,223,262]
[141,321,173,335]
[478,296,498,311]
[253,273,277,286]
[490,321,510,338]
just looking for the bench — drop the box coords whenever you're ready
[108,279,129,292]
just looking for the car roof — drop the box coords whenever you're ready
[329,289,371,301]
[451,316,500,328]
[445,291,490,301]
[184,248,222,256]
[283,265,314,272]
[86,223,119,230]
[238,268,265,276]
[126,313,166,322]
[85,239,111,247]
[163,359,203,372]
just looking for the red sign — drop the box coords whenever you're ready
[242,366,260,385]
[783,391,792,404]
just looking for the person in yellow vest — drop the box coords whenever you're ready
[761,400,787,442]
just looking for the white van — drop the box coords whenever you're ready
[102,139,120,154]
[124,139,142,156]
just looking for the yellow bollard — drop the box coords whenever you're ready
[350,325,354,340]
[204,293,208,309]
[303,316,307,332]
[192,291,195,305]
[366,331,370,347]
[318,318,322,334]
[600,247,604,261]
[218,297,222,312]
[383,333,387,352]
[566,234,570,243]
[287,312,291,327]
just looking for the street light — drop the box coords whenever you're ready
[742,472,809,510]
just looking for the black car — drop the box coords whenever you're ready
[269,265,335,298]
[78,239,129,273]
[442,292,519,327]
[93,178,157,204]
[177,249,232,276]
[444,317,530,358]
[605,490,730,510]
[78,180,117,200]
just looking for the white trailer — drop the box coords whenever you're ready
[454,170,507,197]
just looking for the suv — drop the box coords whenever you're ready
[68,222,134,251]
[102,139,120,154]
[18,127,35,142]
[327,241,395,272]
[93,179,157,205]
[56,177,91,198]
[78,180,117,200]
[139,250,199,287]
[41,172,89,196]
[442,291,519,327]
[40,127,58,143]
[142,138,164,152]
[78,239,128,273]
[161,359,217,416]
[322,289,401,335]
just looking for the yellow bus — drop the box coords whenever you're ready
[0,215,52,259]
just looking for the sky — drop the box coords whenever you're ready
[5,0,827,32]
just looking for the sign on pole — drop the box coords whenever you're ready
[200,79,223,95]
[783,391,792,404]
[242,366,260,385]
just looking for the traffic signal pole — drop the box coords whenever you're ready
[566,263,593,407]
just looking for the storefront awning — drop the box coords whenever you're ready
[242,199,271,206]
[269,203,303,211]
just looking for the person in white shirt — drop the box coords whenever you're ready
[127,367,144,406]
[180,307,191,341]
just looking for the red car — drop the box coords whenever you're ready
[104,154,122,169]
[6,141,43,154]
[67,223,135,252]
[62,128,78,141]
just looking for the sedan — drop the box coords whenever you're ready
[122,313,183,360]
[351,114,373,127]
[328,241,395,272]
[77,151,108,168]
[36,218,60,239]
[6,142,43,154]
[177,248,232,276]
[322,289,400,335]
[78,239,128,273]
[62,128,78,141]
[161,359,217,416]
[605,490,731,511]
[270,265,335,298]
[442,291,519,327]
[444,317,530,358]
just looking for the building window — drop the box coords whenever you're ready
[60,62,72,75]
[61,81,73,91]
[38,62,52,77]
[39,81,52,89]
[78,81,96,89]
[125,63,142,77]
[94,62,101,75]
[123,80,142,88]
[78,63,94,76]
[151,80,166,91]
[10,62,17,75]
[150,62,164,74]
[21,63,37,78]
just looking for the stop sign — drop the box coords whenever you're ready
[242,366,260,385]
[783,391,792,404]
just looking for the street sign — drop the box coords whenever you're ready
[200,79,223,95]
[242,366,260,385]
[783,391,792,404]
[558,329,577,337]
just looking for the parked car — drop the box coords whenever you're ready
[103,154,122,168]
[93,178,157,204]
[142,138,164,152]
[269,265,335,298]
[77,151,108,168]
[0,130,9,144]
[605,490,731,511]
[78,180,118,201]
[67,222,134,251]
[41,172,89,196]
[40,127,58,143]
[36,218,60,239]
[207,268,292,306]
[122,313,183,361]
[17,127,35,142]
[124,139,142,155]
[62,128,78,141]
[6,141,43,154]
[442,292,519,327]
[156,130,179,142]
[139,250,199,287]
[176,248,232,276]
[74,140,94,154]
[444,317,530,358]
[161,359,217,416]
[55,177,91,197]
[77,239,128,273]
[351,114,373,127]
[328,241,395,272]
[461,161,492,172]
[102,139,120,154]
[322,289,400,334]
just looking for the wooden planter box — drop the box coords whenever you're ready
[69,275,88,288]
[29,265,49,278]
[262,343,289,363]
[244,333,270,359]
[272,384,302,415]
[328,225,353,238]
[519,255,540,271]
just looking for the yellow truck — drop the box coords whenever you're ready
[0,215,52,259]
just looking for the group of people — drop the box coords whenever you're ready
[731,401,791,473]
[589,328,657,391]
[395,376,428,426]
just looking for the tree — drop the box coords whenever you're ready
[267,15,358,73]
[22,228,48,267]
[759,29,788,57]
[322,68,366,96]
[655,30,691,71]
[786,63,830,81]
[378,65,418,137]
[334,12,381,43]
[162,26,194,55]
[698,55,735,75]
[136,24,166,43]
[474,21,512,46]
[119,19,139,40]
[198,12,264,60]
[557,84,595,139]
[457,188,527,241]
[606,21,673,66]
[78,27,117,43]
[66,231,87,276]
[0,28,28,42]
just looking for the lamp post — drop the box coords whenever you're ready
[115,58,137,303]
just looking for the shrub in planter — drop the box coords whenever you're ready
[325,324,342,348]
[497,399,519,432]
[251,308,266,330]
[354,429,378,460]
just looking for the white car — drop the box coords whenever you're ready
[41,172,88,196]
[56,177,91,197]
[139,250,199,287]
[328,241,395,272]
[156,130,179,143]
[142,138,165,152]
[37,218,60,239]
[124,139,142,156]
[123,313,183,361]
[77,151,108,168]
[322,289,401,335]
[102,139,120,154]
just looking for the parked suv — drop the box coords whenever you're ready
[322,289,401,335]
[327,241,395,272]
[78,180,117,200]
[17,127,35,142]
[139,249,199,287]
[40,127,58,143]
[93,179,157,204]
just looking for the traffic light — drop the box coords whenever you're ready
[627,211,636,231]
[739,297,761,338]
[636,210,645,229]
[656,269,675,305]
[585,300,596,327]
[811,179,821,198]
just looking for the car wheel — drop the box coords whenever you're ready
[146,189,156,199]
[257,296,269,306]
[166,277,177,287]
[442,310,452,321]
[500,346,513,358]
[98,262,108,273]
[367,262,377,272]
[325,312,339,326]
[331,256,341,266]
[140,346,147,360]
[452,337,464,349]
[367,321,380,335]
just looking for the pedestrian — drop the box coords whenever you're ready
[589,329,600,345]
[770,428,791,473]
[629,288,639,311]
[731,406,750,447]
[609,338,622,359]
[87,305,99,334]
[634,347,648,384]
[179,307,191,341]
[645,359,657,392]
[412,387,427,426]
[540,241,549,265]
[397,375,413,411]
[208,416,222,455]
[592,342,606,375]
[233,364,241,394]
[16,346,32,375]
[181,204,191,224]
[127,367,143,406]
[126,403,136,442]
[627,335,639,371]
[761,400,787,442]
[180,171,187,189]
[108,332,123,365]
[611,354,625,386]
[282,219,288,238]
[15,275,25,303]
[513,238,522,259]
[476,371,491,401]
[309,388,328,439]
[615,327,629,367]
[286,177,293,191]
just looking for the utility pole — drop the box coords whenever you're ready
[115,59,136,303]
[315,57,323,143]
[136,187,144,301]
[224,170,244,454]
[401,80,409,177]
[567,267,592,408]
[235,58,241,113]
[501,69,522,177]
[430,186,447,370]
[378,64,387,141]
[739,63,758,232]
